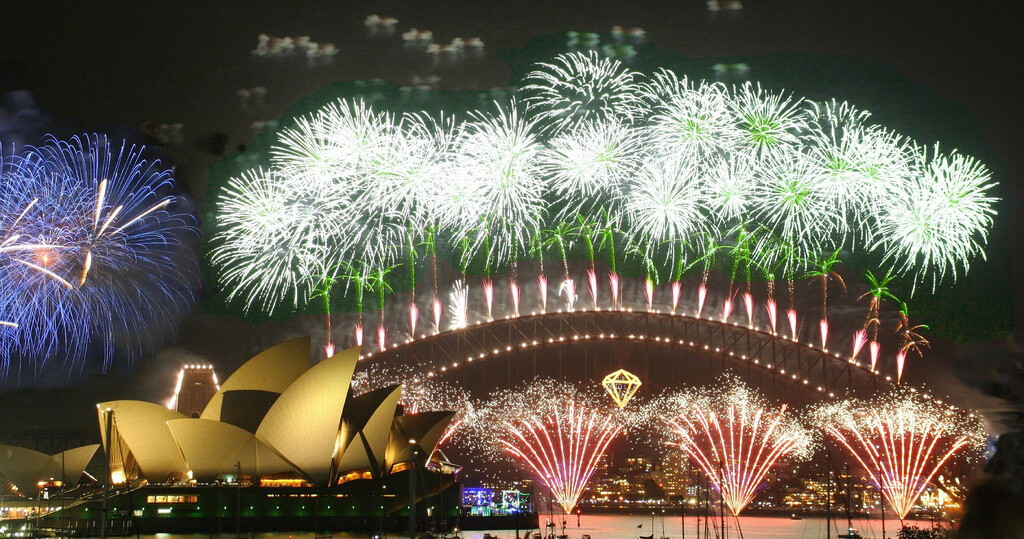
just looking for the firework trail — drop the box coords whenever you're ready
[537,274,548,312]
[896,350,907,384]
[671,281,681,312]
[819,319,829,350]
[502,401,622,514]
[608,272,619,309]
[813,389,986,520]
[662,378,813,516]
[869,341,880,372]
[765,298,778,333]
[377,325,387,352]
[408,302,419,336]
[743,292,754,327]
[852,329,867,360]
[644,279,655,311]
[697,283,707,317]
[787,309,798,340]
[354,323,363,346]
[586,268,598,308]
[560,278,577,311]
[483,278,494,319]
[431,296,442,332]
[721,297,734,322]
[509,278,520,316]
[449,281,469,329]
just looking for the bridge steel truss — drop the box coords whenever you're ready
[362,309,894,401]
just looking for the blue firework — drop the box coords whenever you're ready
[0,135,199,384]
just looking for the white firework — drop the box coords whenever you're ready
[731,82,809,159]
[521,51,641,134]
[540,119,643,217]
[874,145,997,290]
[448,281,469,329]
[455,101,547,269]
[703,155,758,224]
[750,152,843,271]
[641,69,743,160]
[210,168,346,314]
[272,98,393,184]
[624,160,713,263]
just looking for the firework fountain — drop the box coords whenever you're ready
[661,378,813,516]
[813,389,986,520]
[502,401,622,514]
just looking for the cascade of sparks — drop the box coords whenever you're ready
[663,380,812,516]
[814,389,986,520]
[671,281,681,312]
[502,402,622,514]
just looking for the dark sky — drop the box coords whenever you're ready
[0,1,1020,415]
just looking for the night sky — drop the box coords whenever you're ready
[0,1,1020,424]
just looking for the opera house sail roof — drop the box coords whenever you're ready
[89,339,454,487]
[0,444,99,496]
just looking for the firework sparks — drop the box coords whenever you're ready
[449,281,469,329]
[537,274,548,312]
[852,330,867,360]
[509,278,521,316]
[586,268,598,308]
[671,281,682,312]
[608,271,619,309]
[502,401,622,514]
[813,389,987,520]
[697,283,707,317]
[431,296,442,331]
[663,378,813,516]
[765,298,778,333]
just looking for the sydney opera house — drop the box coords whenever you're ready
[1,337,476,535]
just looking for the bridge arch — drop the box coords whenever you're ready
[360,309,896,403]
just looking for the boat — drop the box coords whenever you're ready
[838,529,863,539]
[790,513,803,520]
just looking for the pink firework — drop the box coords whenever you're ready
[821,391,982,520]
[896,350,907,384]
[509,278,520,316]
[743,292,754,327]
[483,278,494,319]
[502,402,622,514]
[765,299,778,333]
[377,325,387,351]
[819,319,829,350]
[408,302,419,336]
[608,271,620,309]
[697,284,707,317]
[354,323,363,346]
[538,274,548,312]
[667,402,809,516]
[787,309,798,340]
[644,278,655,311]
[324,343,336,359]
[851,330,867,360]
[721,297,734,322]
[431,296,443,331]
[869,341,880,371]
[671,281,682,313]
[586,268,598,308]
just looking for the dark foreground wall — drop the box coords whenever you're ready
[19,471,538,536]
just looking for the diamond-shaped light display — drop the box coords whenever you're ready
[602,369,642,408]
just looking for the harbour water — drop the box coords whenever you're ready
[139,514,945,539]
